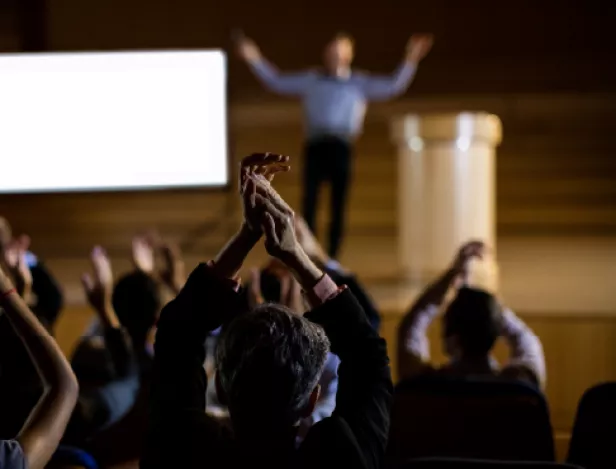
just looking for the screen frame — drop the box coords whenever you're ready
[0,49,231,195]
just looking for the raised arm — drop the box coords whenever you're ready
[358,33,433,101]
[254,180,392,469]
[237,34,314,96]
[142,154,290,468]
[295,216,381,330]
[397,241,484,380]
[81,246,135,379]
[0,246,78,469]
[500,307,546,389]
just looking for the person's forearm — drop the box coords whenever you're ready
[212,224,260,279]
[281,248,323,292]
[0,288,77,399]
[247,58,310,95]
[501,308,546,387]
[412,267,459,312]
[96,303,121,330]
[0,287,78,469]
[362,61,417,100]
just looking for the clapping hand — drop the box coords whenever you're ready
[132,235,155,276]
[159,240,185,294]
[240,153,290,235]
[451,240,485,286]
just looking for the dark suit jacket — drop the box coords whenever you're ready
[141,264,392,469]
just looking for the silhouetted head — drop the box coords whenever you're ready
[215,303,330,435]
[442,287,502,360]
[323,32,355,74]
[112,271,161,349]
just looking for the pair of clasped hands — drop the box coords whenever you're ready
[239,153,298,260]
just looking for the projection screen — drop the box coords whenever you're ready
[0,50,228,193]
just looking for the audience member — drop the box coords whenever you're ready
[0,217,64,330]
[64,246,140,444]
[0,239,78,469]
[244,265,339,442]
[141,153,392,469]
[0,220,65,437]
[397,241,546,388]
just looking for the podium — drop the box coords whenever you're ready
[391,112,502,289]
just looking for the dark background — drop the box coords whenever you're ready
[8,0,616,98]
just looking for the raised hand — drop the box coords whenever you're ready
[236,33,262,63]
[132,235,155,275]
[81,246,114,317]
[2,236,33,300]
[247,167,303,263]
[240,153,290,233]
[240,152,290,187]
[407,33,434,64]
[451,240,485,284]
[159,241,185,294]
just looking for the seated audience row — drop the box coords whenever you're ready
[0,153,609,469]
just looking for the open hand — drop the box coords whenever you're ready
[407,34,434,64]
[452,240,485,281]
[236,33,262,62]
[81,246,113,314]
[159,241,185,293]
[132,235,155,275]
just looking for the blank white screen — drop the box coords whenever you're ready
[0,50,227,193]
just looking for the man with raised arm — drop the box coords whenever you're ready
[142,153,392,469]
[397,241,546,389]
[237,32,433,259]
[0,238,78,469]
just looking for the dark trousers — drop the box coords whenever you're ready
[302,136,352,259]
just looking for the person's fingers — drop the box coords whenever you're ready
[241,153,288,169]
[254,194,288,224]
[91,245,105,267]
[263,164,291,182]
[262,212,279,245]
[249,176,294,216]
[81,273,94,293]
[250,176,257,209]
